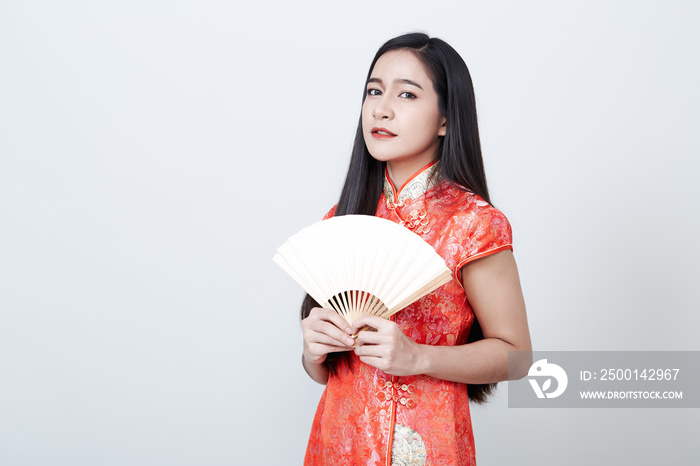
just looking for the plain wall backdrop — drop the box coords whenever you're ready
[1,1,698,465]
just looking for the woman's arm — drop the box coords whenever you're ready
[301,307,356,384]
[351,250,532,383]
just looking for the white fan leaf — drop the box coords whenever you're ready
[274,215,452,325]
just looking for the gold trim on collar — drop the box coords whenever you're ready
[384,162,440,206]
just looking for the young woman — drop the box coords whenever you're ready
[299,33,532,466]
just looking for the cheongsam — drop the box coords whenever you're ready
[305,161,513,466]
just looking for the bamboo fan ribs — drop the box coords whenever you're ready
[273,215,452,325]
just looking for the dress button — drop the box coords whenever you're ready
[406,384,415,394]
[406,398,416,409]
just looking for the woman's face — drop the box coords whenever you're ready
[362,49,446,176]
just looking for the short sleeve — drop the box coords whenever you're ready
[455,207,513,272]
[322,205,338,220]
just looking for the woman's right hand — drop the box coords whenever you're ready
[301,307,355,366]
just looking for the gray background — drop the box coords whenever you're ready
[1,0,698,465]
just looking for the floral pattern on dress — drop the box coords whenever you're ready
[305,162,512,466]
[391,424,427,465]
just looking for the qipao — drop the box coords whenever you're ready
[305,162,512,466]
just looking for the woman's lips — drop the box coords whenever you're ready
[371,127,397,139]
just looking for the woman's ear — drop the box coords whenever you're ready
[438,118,447,137]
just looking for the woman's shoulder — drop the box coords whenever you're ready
[430,184,513,264]
[433,182,508,222]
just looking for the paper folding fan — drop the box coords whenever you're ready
[273,214,452,325]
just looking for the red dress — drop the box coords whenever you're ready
[305,162,513,466]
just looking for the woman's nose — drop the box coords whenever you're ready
[372,95,393,120]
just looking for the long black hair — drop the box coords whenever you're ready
[301,33,496,404]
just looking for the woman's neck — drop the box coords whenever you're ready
[386,157,437,191]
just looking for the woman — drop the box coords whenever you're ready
[300,32,532,465]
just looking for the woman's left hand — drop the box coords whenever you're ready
[351,316,422,376]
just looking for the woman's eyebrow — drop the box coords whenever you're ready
[367,77,424,90]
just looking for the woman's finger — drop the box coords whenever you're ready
[350,315,389,334]
[304,318,355,347]
[308,328,355,349]
[354,329,385,346]
[310,342,354,354]
[308,307,353,333]
[354,342,384,357]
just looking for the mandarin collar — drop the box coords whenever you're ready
[383,161,441,206]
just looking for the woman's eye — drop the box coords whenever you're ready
[399,92,416,99]
[367,88,381,96]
